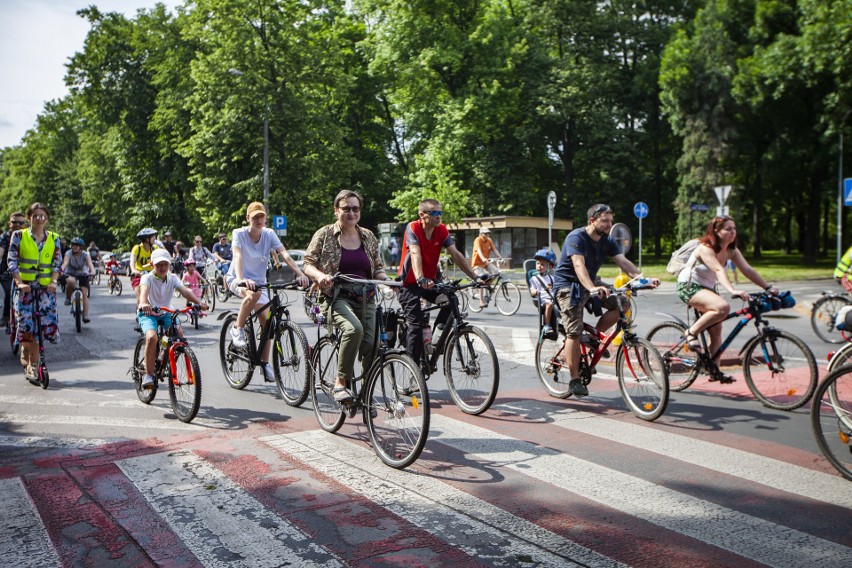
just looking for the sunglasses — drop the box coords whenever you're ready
[338,206,361,213]
[31,214,48,221]
[194,240,202,243]
[423,210,443,217]
[10,220,25,226]
[590,205,611,219]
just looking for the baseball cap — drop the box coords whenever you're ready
[150,249,172,266]
[479,227,491,234]
[246,202,266,218]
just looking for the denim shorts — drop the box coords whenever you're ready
[138,312,175,334]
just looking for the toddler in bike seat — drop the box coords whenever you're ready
[529,248,559,336]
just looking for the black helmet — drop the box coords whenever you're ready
[70,237,85,246]
[136,227,158,239]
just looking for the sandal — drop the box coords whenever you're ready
[333,387,353,403]
[684,331,703,354]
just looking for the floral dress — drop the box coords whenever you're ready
[7,230,62,345]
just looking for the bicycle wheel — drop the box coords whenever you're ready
[310,335,345,432]
[810,295,851,343]
[467,288,484,313]
[219,314,253,389]
[811,365,852,480]
[365,352,429,469]
[625,294,638,327]
[616,337,669,421]
[535,328,572,398]
[205,284,216,313]
[192,310,199,330]
[74,295,82,333]
[828,342,852,372]
[168,346,202,423]
[216,275,230,302]
[495,281,522,316]
[646,321,700,392]
[133,337,157,404]
[444,326,499,415]
[743,329,817,410]
[272,320,310,407]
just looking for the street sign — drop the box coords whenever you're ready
[610,223,632,255]
[714,185,732,205]
[844,178,852,206]
[273,215,287,230]
[633,202,649,219]
[716,206,730,217]
[690,203,710,212]
[547,191,557,247]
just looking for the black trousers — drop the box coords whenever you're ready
[397,285,452,365]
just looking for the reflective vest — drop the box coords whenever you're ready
[836,246,852,279]
[18,230,58,286]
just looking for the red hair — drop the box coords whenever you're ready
[699,216,737,253]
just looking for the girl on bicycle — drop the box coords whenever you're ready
[7,202,62,381]
[181,258,207,301]
[304,189,391,403]
[676,215,778,382]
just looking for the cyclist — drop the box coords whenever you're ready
[471,227,503,307]
[61,237,96,323]
[189,235,214,271]
[181,257,207,300]
[553,203,660,397]
[226,202,309,381]
[7,203,61,380]
[104,253,120,280]
[304,189,392,402]
[212,233,232,275]
[130,228,159,308]
[397,198,484,371]
[528,248,558,336]
[161,231,176,256]
[835,244,852,285]
[138,249,208,389]
[87,241,101,271]
[0,212,27,327]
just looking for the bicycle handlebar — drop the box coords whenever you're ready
[331,273,402,287]
[237,281,307,291]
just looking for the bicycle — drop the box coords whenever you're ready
[218,281,310,407]
[467,258,522,315]
[67,278,84,333]
[310,274,429,469]
[647,291,817,411]
[810,363,852,480]
[107,266,122,296]
[811,276,852,343]
[393,279,499,415]
[129,304,204,422]
[214,269,233,303]
[535,276,668,421]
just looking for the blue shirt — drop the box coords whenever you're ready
[553,228,621,292]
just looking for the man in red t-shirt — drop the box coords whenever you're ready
[398,198,482,368]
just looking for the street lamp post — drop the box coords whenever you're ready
[228,68,269,213]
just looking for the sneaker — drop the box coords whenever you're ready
[141,374,156,389]
[262,362,275,382]
[334,387,353,403]
[83,316,91,324]
[569,379,589,397]
[24,365,36,380]
[64,298,71,306]
[230,326,248,348]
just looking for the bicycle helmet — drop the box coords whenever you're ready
[136,227,158,239]
[534,248,557,265]
[70,237,85,246]
[184,257,196,265]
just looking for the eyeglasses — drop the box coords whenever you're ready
[590,205,611,219]
[31,214,48,221]
[423,210,443,217]
[338,206,361,213]
[194,240,202,243]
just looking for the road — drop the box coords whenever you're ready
[0,277,850,567]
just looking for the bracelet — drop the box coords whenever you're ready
[416,276,430,285]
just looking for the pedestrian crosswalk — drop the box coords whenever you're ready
[1,401,850,567]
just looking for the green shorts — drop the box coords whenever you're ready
[676,282,714,303]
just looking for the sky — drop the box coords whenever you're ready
[0,0,181,149]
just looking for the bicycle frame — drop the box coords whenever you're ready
[418,282,477,373]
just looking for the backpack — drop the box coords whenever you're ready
[666,239,700,275]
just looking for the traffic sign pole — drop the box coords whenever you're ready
[633,202,649,271]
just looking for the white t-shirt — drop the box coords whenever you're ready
[226,227,282,285]
[141,272,184,309]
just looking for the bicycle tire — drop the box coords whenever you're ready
[534,329,572,398]
[743,329,817,411]
[365,352,429,469]
[810,364,852,481]
[203,284,215,314]
[310,335,346,432]
[273,320,310,407]
[828,341,852,372]
[495,281,522,316]
[216,275,230,303]
[810,295,851,344]
[219,314,253,389]
[74,294,82,333]
[616,337,669,421]
[38,362,49,389]
[193,311,199,329]
[168,346,202,423]
[646,321,700,392]
[625,295,638,327]
[467,288,484,313]
[444,326,499,415]
[133,337,157,404]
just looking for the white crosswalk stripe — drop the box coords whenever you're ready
[0,478,62,568]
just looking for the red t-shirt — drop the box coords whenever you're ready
[398,220,453,286]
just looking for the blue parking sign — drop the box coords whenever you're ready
[273,215,287,230]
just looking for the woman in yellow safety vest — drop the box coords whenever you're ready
[7,202,62,380]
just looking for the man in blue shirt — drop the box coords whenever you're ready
[212,233,233,275]
[553,203,659,396]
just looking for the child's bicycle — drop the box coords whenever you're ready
[310,274,429,469]
[129,304,205,422]
[107,266,122,295]
[536,276,668,421]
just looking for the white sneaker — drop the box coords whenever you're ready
[230,325,248,348]
[262,362,275,382]
[141,374,155,389]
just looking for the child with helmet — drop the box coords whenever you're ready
[181,257,208,302]
[529,247,558,336]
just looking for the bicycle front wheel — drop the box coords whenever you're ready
[646,321,700,392]
[219,314,253,389]
[743,329,817,410]
[133,337,157,404]
[365,353,429,469]
[74,296,82,333]
[535,329,572,398]
[444,327,499,415]
[205,284,216,313]
[811,295,851,344]
[310,336,346,432]
[273,320,310,407]
[215,275,230,303]
[828,342,852,372]
[169,346,202,423]
[495,282,522,315]
[811,365,852,480]
[616,337,669,421]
